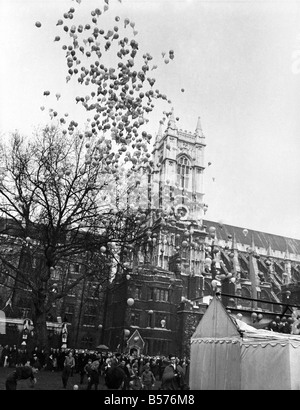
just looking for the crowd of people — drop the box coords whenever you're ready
[0,344,190,390]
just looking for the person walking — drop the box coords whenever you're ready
[86,359,100,390]
[141,362,156,390]
[129,367,143,390]
[78,351,89,384]
[62,350,75,389]
[160,354,186,390]
[5,364,38,390]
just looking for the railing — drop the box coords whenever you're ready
[220,292,300,316]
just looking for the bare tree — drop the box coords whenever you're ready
[0,128,149,348]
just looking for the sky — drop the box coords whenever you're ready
[0,0,300,239]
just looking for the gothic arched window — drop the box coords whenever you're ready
[177,156,190,189]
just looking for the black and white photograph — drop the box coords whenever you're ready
[0,0,300,393]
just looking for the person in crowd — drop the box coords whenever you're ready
[30,353,42,370]
[5,364,39,390]
[38,348,46,369]
[160,354,186,390]
[131,358,140,375]
[86,359,100,390]
[57,348,65,371]
[61,350,75,389]
[105,364,127,390]
[129,367,143,390]
[0,344,9,367]
[117,358,131,390]
[141,362,156,390]
[78,351,89,384]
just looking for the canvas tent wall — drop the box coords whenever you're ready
[190,296,242,390]
[240,333,300,390]
[190,296,300,390]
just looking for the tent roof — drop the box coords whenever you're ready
[236,318,300,343]
[191,296,300,344]
[191,296,241,339]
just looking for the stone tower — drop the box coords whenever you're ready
[150,110,207,224]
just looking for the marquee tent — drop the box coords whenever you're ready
[189,296,300,390]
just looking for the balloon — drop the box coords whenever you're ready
[54,36,60,42]
[251,312,257,321]
[211,279,218,289]
[127,298,134,306]
[243,228,248,236]
[35,21,42,28]
[43,91,50,96]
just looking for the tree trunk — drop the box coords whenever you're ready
[32,296,50,352]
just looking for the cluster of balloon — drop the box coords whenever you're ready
[35,0,178,187]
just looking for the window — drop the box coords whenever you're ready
[134,287,142,300]
[177,156,190,189]
[131,312,140,326]
[67,281,77,297]
[83,304,97,326]
[50,269,61,281]
[147,287,155,301]
[155,313,168,328]
[81,335,94,349]
[19,307,31,319]
[64,304,75,323]
[156,288,169,302]
[71,263,80,274]
[32,257,38,269]
[240,287,251,307]
[147,288,169,302]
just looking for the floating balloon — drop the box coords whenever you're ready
[127,298,134,306]
[35,21,42,28]
[43,91,50,96]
